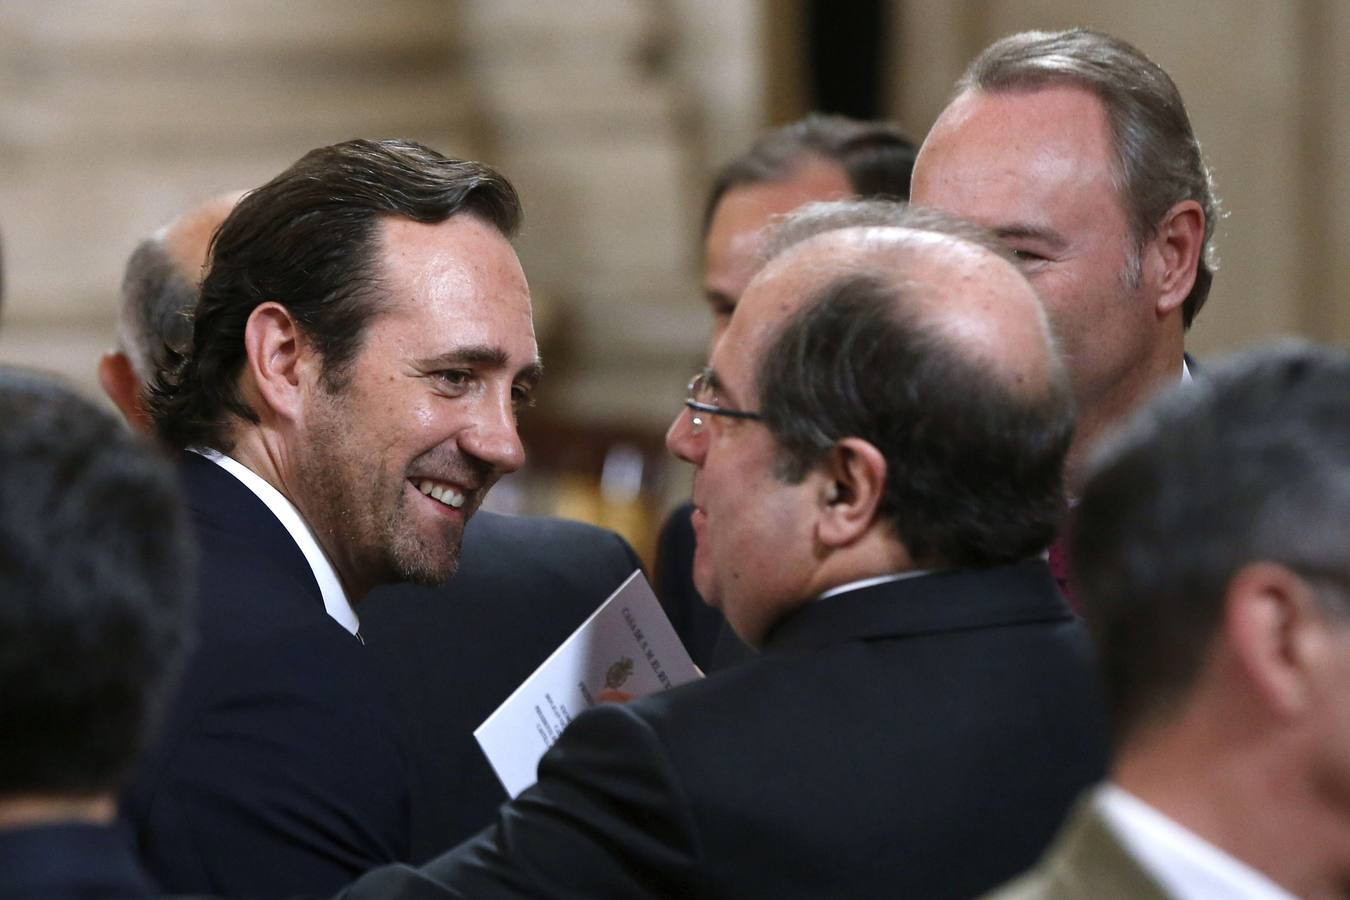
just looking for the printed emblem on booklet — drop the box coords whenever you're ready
[474,570,701,797]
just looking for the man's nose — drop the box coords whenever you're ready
[461,392,526,474]
[665,406,704,465]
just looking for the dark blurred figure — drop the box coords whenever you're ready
[657,113,916,672]
[0,369,194,899]
[990,342,1350,899]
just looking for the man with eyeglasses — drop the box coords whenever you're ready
[335,200,1106,900]
[656,113,917,672]
[990,342,1350,900]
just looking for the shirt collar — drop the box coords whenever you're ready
[1096,785,1297,900]
[816,569,934,601]
[191,448,360,637]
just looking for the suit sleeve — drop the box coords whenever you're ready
[336,703,707,900]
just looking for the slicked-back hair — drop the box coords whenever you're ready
[148,138,522,451]
[754,204,1074,569]
[0,368,193,797]
[702,113,917,237]
[1073,342,1350,746]
[958,28,1219,328]
[119,238,199,383]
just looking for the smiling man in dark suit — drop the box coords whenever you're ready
[107,186,640,860]
[336,199,1108,900]
[123,139,543,898]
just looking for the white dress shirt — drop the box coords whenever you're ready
[1096,785,1297,900]
[817,569,934,601]
[193,448,361,638]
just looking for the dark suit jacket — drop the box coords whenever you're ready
[0,823,161,900]
[984,791,1171,900]
[124,453,413,899]
[360,512,641,858]
[652,501,752,672]
[337,561,1110,900]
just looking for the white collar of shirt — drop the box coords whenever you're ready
[1182,357,1193,383]
[191,448,361,638]
[1096,785,1297,900]
[817,569,934,602]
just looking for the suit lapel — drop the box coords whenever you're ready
[179,451,324,609]
[1036,794,1173,900]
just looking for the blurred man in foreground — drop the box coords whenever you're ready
[991,342,1350,900]
[335,201,1107,900]
[658,113,916,670]
[0,369,193,899]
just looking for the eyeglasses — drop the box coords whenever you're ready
[685,368,763,435]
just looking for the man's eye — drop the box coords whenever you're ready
[436,370,473,389]
[1010,248,1048,264]
[706,297,735,320]
[511,385,535,410]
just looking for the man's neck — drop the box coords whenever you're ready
[1116,728,1350,899]
[1067,342,1185,495]
[0,794,114,830]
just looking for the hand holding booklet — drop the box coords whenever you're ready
[474,569,702,797]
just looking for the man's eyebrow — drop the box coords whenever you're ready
[704,366,741,404]
[420,345,544,385]
[992,224,1068,250]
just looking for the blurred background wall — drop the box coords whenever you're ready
[1,0,1346,562]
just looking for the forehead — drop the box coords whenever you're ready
[374,214,535,349]
[911,85,1122,226]
[706,160,853,254]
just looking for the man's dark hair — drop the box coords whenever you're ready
[755,206,1073,569]
[120,239,199,383]
[702,113,916,237]
[1073,342,1350,745]
[148,138,522,451]
[0,368,194,797]
[958,28,1219,328]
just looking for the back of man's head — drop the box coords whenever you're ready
[0,368,193,803]
[757,201,1074,568]
[148,138,522,451]
[101,192,244,431]
[1074,342,1350,745]
[957,28,1218,327]
[703,113,916,236]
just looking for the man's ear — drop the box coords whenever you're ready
[815,437,887,549]
[97,350,153,434]
[1145,199,1205,317]
[1224,562,1327,718]
[242,302,315,424]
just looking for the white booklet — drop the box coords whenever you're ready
[474,569,702,798]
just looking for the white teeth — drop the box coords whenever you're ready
[414,479,466,510]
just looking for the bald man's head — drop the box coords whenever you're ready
[101,191,245,430]
[743,201,1072,568]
